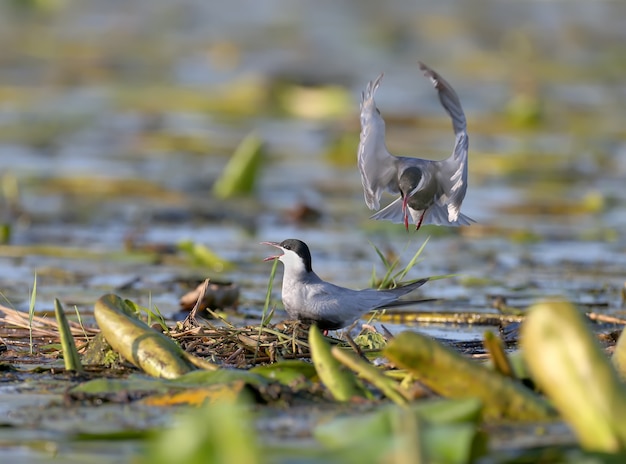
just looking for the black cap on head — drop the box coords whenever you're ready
[280,239,313,273]
[399,166,423,196]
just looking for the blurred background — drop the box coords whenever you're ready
[0,0,625,318]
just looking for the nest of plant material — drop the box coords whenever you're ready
[169,319,321,368]
[0,303,97,353]
[168,278,328,367]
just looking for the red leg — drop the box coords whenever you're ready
[404,213,409,231]
[415,211,425,231]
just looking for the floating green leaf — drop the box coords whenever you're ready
[143,398,260,464]
[309,325,365,402]
[522,300,626,452]
[212,131,263,199]
[94,294,197,379]
[315,398,485,464]
[178,240,233,272]
[613,325,626,380]
[250,359,318,387]
[70,375,171,395]
[385,331,554,421]
[331,346,407,405]
[483,330,514,378]
[170,368,270,389]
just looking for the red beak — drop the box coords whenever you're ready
[260,241,282,261]
[402,196,410,231]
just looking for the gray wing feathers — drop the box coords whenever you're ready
[419,62,470,223]
[353,277,429,310]
[436,133,469,222]
[357,73,399,210]
[380,277,429,298]
[304,278,429,328]
[369,197,404,223]
[418,62,467,136]
[360,63,472,227]
[425,203,475,226]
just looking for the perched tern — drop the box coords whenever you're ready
[358,62,474,231]
[262,239,428,330]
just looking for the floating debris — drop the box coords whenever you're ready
[179,279,240,312]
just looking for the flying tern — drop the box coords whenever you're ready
[358,62,474,231]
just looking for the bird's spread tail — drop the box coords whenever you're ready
[425,203,475,226]
[371,199,474,227]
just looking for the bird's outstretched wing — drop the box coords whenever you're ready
[419,62,470,223]
[357,74,399,210]
[369,196,404,223]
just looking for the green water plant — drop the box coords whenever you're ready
[331,345,407,405]
[261,256,279,328]
[253,257,279,363]
[144,397,261,464]
[124,297,168,333]
[315,398,486,464]
[369,238,430,289]
[212,131,264,199]
[94,294,217,378]
[522,300,626,452]
[73,305,89,340]
[28,273,37,355]
[54,298,84,372]
[385,331,554,421]
[309,325,366,402]
[483,330,515,378]
[178,240,233,272]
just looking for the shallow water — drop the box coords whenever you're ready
[1,0,624,350]
[1,0,625,461]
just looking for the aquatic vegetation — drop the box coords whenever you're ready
[331,344,408,405]
[124,297,168,333]
[369,237,431,289]
[1,2,625,463]
[277,83,352,120]
[27,273,37,355]
[94,294,203,378]
[261,255,279,328]
[177,240,233,272]
[144,399,261,464]
[522,300,626,452]
[5,284,626,463]
[385,330,555,421]
[212,132,264,199]
[54,298,83,372]
[315,398,486,464]
[308,324,367,402]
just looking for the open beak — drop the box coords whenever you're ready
[260,241,283,261]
